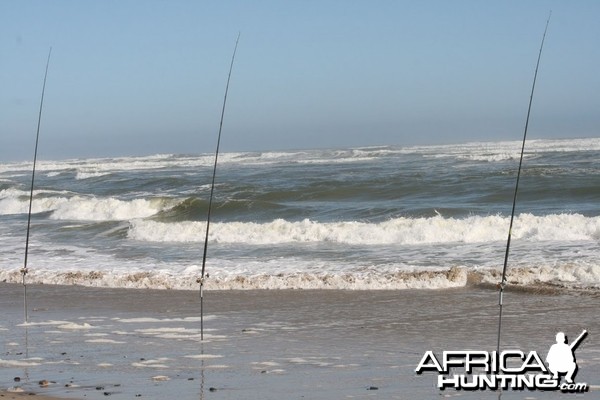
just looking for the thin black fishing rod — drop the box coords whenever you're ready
[496,13,551,355]
[22,47,52,323]
[198,33,240,341]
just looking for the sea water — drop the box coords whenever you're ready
[1,138,599,290]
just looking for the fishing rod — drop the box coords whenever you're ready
[496,13,551,355]
[22,47,52,323]
[197,33,240,341]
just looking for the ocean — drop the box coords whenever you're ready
[1,138,599,291]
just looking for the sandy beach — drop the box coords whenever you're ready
[1,283,599,399]
[0,391,69,399]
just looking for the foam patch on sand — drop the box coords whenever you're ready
[57,322,94,330]
[135,327,202,340]
[18,320,72,327]
[285,357,338,367]
[0,359,42,367]
[133,327,226,341]
[132,358,170,368]
[116,316,211,323]
[85,339,126,344]
[252,361,281,367]
[184,354,223,360]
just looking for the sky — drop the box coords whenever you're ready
[1,0,599,161]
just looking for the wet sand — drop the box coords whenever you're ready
[0,391,69,399]
[1,283,599,399]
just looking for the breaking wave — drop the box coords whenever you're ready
[1,262,598,291]
[1,138,598,293]
[1,138,598,176]
[128,214,600,245]
[0,189,178,221]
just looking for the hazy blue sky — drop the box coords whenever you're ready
[1,0,599,160]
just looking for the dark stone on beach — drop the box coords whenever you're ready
[187,377,194,381]
[367,386,378,390]
[209,387,218,392]
[14,377,21,382]
[103,392,112,396]
[96,386,104,390]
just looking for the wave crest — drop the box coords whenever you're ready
[2,263,598,291]
[128,214,600,245]
[0,189,179,221]
[50,197,175,221]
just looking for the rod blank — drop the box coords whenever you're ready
[496,13,551,354]
[22,47,52,323]
[199,34,240,341]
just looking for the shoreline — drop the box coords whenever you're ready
[1,283,598,399]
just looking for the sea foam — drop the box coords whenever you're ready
[128,214,600,245]
[2,139,598,293]
[0,189,179,220]
[2,261,598,291]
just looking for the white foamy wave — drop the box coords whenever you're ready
[0,188,74,215]
[1,138,597,175]
[0,264,469,290]
[50,197,176,221]
[0,189,178,220]
[1,261,598,291]
[459,153,522,162]
[128,219,206,242]
[0,188,29,214]
[476,262,600,289]
[75,171,112,180]
[0,152,276,176]
[129,214,600,245]
[411,138,600,163]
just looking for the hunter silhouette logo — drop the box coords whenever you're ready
[546,330,587,384]
[415,330,589,392]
